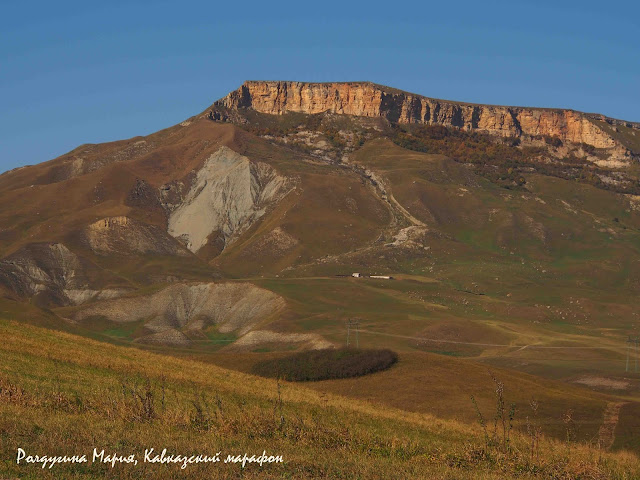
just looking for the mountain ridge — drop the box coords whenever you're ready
[228,80,640,120]
[0,80,638,368]
[212,80,639,159]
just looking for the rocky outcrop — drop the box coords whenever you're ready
[0,243,125,306]
[125,178,163,211]
[166,146,292,253]
[33,139,152,185]
[73,282,286,346]
[216,81,635,152]
[229,330,333,351]
[84,216,190,257]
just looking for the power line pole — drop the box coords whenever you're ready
[354,320,359,348]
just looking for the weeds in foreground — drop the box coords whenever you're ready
[467,371,601,477]
[525,399,542,463]
[1,365,637,479]
[489,370,516,453]
[563,408,576,445]
[470,371,516,454]
[275,378,285,431]
[120,376,157,421]
[471,394,489,448]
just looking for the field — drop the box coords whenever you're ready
[1,318,639,479]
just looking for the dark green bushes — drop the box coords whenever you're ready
[252,348,398,382]
[390,125,640,194]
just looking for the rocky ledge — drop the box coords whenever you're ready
[215,81,638,155]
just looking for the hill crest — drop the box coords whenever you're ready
[213,80,639,157]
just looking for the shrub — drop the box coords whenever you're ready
[543,135,563,148]
[252,348,398,382]
[389,125,640,195]
[581,142,596,154]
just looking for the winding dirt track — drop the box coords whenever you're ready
[358,329,616,350]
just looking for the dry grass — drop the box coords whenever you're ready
[0,319,638,479]
[197,350,618,444]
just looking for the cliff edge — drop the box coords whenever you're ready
[214,81,638,156]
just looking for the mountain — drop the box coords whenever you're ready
[215,81,639,163]
[1,82,640,446]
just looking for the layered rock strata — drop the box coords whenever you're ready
[216,81,636,151]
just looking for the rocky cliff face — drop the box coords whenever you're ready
[84,216,190,257]
[73,282,286,346]
[0,243,126,306]
[166,146,293,253]
[216,81,635,152]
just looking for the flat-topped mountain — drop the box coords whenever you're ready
[2,80,640,451]
[214,80,639,157]
[3,54,640,480]
[0,80,639,364]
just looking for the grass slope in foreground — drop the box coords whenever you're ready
[0,319,638,479]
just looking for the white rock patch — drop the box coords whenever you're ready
[73,282,286,346]
[232,330,333,350]
[167,146,290,253]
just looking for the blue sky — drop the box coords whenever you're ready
[1,0,638,172]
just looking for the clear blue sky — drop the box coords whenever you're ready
[1,0,638,172]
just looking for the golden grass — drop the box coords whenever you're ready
[1,319,639,479]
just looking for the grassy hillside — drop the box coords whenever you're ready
[197,349,639,447]
[1,319,639,479]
